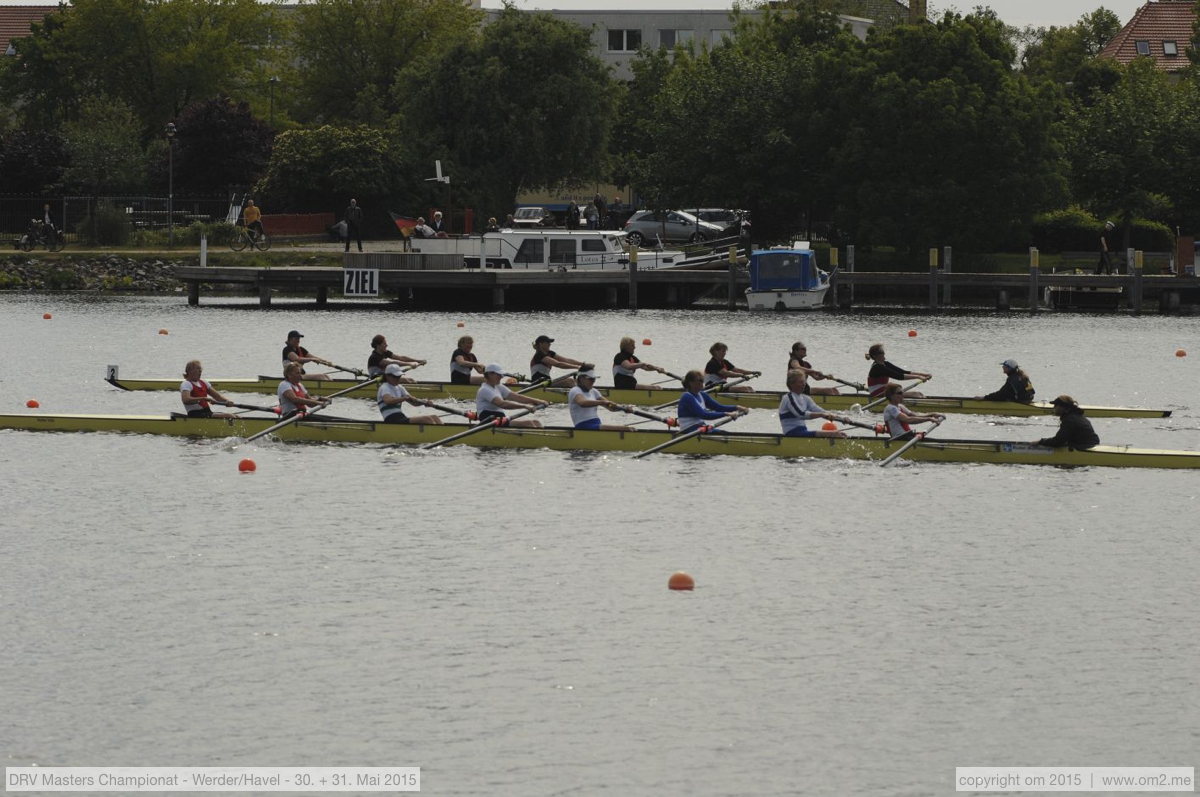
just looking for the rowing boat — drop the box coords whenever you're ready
[4,412,1197,468]
[105,369,1173,419]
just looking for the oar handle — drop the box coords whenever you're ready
[423,400,478,420]
[830,414,884,433]
[622,406,679,427]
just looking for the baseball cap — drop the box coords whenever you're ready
[1001,359,1019,369]
[484,363,505,375]
[535,335,554,344]
[287,330,304,339]
[578,370,597,380]
[1051,395,1078,408]
[384,364,405,377]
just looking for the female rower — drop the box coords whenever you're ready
[476,363,549,428]
[704,342,757,393]
[530,334,592,388]
[975,359,1035,403]
[865,343,930,398]
[377,364,443,425]
[278,362,330,419]
[882,383,944,440]
[180,360,236,418]
[786,341,839,396]
[282,329,332,381]
[568,370,633,431]
[678,369,748,431]
[368,334,425,380]
[613,336,667,390]
[778,370,845,438]
[450,335,488,385]
[1034,395,1099,449]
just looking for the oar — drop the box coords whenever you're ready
[619,405,679,427]
[420,405,544,450]
[228,401,281,413]
[632,412,743,459]
[858,377,931,413]
[516,371,579,395]
[423,399,478,420]
[828,375,868,392]
[879,417,944,467]
[243,377,380,443]
[319,360,368,377]
[652,376,752,410]
[829,414,884,433]
[503,372,527,381]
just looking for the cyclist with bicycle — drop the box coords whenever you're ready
[243,199,263,239]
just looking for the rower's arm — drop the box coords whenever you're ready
[542,355,582,370]
[180,388,200,407]
[207,387,234,404]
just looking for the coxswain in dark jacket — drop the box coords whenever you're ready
[982,359,1035,403]
[1036,395,1099,449]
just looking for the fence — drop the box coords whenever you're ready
[1,194,234,248]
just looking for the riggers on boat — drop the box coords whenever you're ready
[3,412,1198,469]
[105,367,1174,419]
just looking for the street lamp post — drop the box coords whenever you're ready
[268,76,279,126]
[165,122,176,248]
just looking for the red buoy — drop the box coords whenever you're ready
[1176,349,1187,357]
[26,399,40,408]
[238,458,257,473]
[907,329,917,337]
[42,313,52,320]
[821,421,838,431]
[158,328,169,335]
[668,571,695,591]
[642,338,652,345]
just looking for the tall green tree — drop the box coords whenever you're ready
[1019,9,1121,86]
[168,97,274,192]
[60,96,148,194]
[400,7,616,221]
[0,129,69,194]
[288,0,483,125]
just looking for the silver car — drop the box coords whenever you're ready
[623,210,724,247]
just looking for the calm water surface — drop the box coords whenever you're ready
[1,294,1198,796]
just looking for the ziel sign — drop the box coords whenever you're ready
[344,268,380,297]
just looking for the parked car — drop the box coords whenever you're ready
[623,210,724,247]
[512,206,555,228]
[695,208,750,236]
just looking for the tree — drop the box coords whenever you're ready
[399,7,616,221]
[0,129,69,194]
[288,0,483,125]
[1020,9,1121,87]
[167,97,275,192]
[60,96,148,194]
[0,0,277,135]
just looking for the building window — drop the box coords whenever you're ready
[711,29,732,45]
[1135,40,1150,56]
[608,29,642,52]
[659,29,694,48]
[1163,40,1179,56]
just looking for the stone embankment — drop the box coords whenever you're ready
[0,256,184,291]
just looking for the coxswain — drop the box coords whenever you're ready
[377,364,442,425]
[866,343,930,398]
[882,383,943,440]
[282,330,332,381]
[450,335,488,385]
[778,370,846,438]
[278,362,330,419]
[612,336,666,390]
[1034,395,1099,450]
[568,370,633,431]
[786,341,839,396]
[975,359,1035,403]
[476,363,549,428]
[179,360,236,418]
[530,334,592,388]
[368,334,425,380]
[703,342,756,393]
[678,369,747,431]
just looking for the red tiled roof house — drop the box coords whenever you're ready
[1099,0,1197,72]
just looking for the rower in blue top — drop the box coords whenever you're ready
[677,370,748,431]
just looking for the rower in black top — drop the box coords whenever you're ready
[1035,395,1099,449]
[612,336,666,390]
[529,334,590,388]
[786,341,839,396]
[282,330,333,381]
[977,359,1035,403]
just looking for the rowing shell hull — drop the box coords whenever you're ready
[105,375,1172,419]
[3,413,1197,468]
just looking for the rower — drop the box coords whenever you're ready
[612,336,666,390]
[368,334,425,380]
[1034,395,1099,450]
[568,370,633,431]
[530,334,592,388]
[180,360,236,418]
[975,359,1035,403]
[282,330,332,381]
[377,364,442,425]
[278,362,330,419]
[787,341,839,396]
[704,342,756,393]
[866,343,930,398]
[476,363,549,428]
[678,369,747,431]
[882,383,943,440]
[450,335,488,385]
[778,370,845,438]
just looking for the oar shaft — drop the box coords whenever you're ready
[652,376,751,411]
[624,406,677,426]
[880,417,943,467]
[633,413,739,459]
[860,377,930,412]
[243,376,380,443]
[421,405,539,449]
[829,375,867,391]
[423,400,477,419]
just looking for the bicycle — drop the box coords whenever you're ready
[18,220,65,252]
[229,223,271,251]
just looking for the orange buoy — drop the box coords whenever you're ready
[238,458,257,473]
[457,321,465,328]
[668,571,695,591]
[26,399,40,408]
[42,313,52,320]
[1176,349,1187,357]
[821,421,838,431]
[158,328,169,335]
[642,338,652,345]
[907,329,917,337]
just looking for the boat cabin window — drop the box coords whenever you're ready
[514,238,544,264]
[549,239,576,266]
[756,252,807,282]
[581,239,606,252]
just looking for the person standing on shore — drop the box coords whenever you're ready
[344,198,364,253]
[1097,221,1116,275]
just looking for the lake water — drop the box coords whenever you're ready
[2,294,1198,796]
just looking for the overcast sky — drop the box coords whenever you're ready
[481,1,1145,31]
